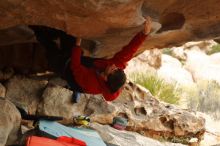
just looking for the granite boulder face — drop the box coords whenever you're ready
[1,0,220,59]
[33,80,205,144]
[5,75,48,114]
[0,74,206,144]
[37,84,89,120]
[84,82,205,144]
[91,123,186,146]
[0,98,21,146]
[36,77,205,144]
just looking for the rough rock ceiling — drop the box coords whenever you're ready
[1,0,220,58]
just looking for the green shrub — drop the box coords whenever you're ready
[129,73,180,104]
[207,43,220,55]
[162,48,173,55]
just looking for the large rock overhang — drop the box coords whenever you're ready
[1,0,220,58]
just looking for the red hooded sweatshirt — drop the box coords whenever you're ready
[71,31,148,101]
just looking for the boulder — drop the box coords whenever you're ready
[91,123,186,146]
[8,75,205,144]
[37,85,89,120]
[184,40,217,53]
[171,40,217,61]
[199,113,220,146]
[0,98,21,146]
[85,82,205,144]
[172,47,187,61]
[157,54,194,85]
[160,54,182,67]
[210,52,220,65]
[125,49,161,75]
[35,77,205,144]
[185,50,220,85]
[1,1,220,58]
[5,75,48,114]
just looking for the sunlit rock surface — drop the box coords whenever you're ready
[157,54,194,85]
[91,123,186,146]
[124,49,161,75]
[37,85,90,120]
[85,82,205,143]
[0,74,205,144]
[0,98,21,146]
[37,78,205,144]
[1,0,220,58]
[185,50,220,85]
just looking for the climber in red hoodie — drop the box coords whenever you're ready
[67,17,152,102]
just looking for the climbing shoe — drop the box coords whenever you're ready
[73,115,90,126]
[72,91,80,103]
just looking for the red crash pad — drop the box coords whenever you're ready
[26,136,86,146]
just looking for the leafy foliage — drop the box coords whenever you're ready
[207,44,220,55]
[162,48,173,55]
[129,73,180,104]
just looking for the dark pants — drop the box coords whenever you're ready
[29,25,75,74]
[30,26,95,92]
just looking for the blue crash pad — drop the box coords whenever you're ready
[39,120,106,146]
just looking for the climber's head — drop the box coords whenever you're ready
[104,64,126,93]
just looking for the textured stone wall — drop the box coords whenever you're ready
[1,0,220,59]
